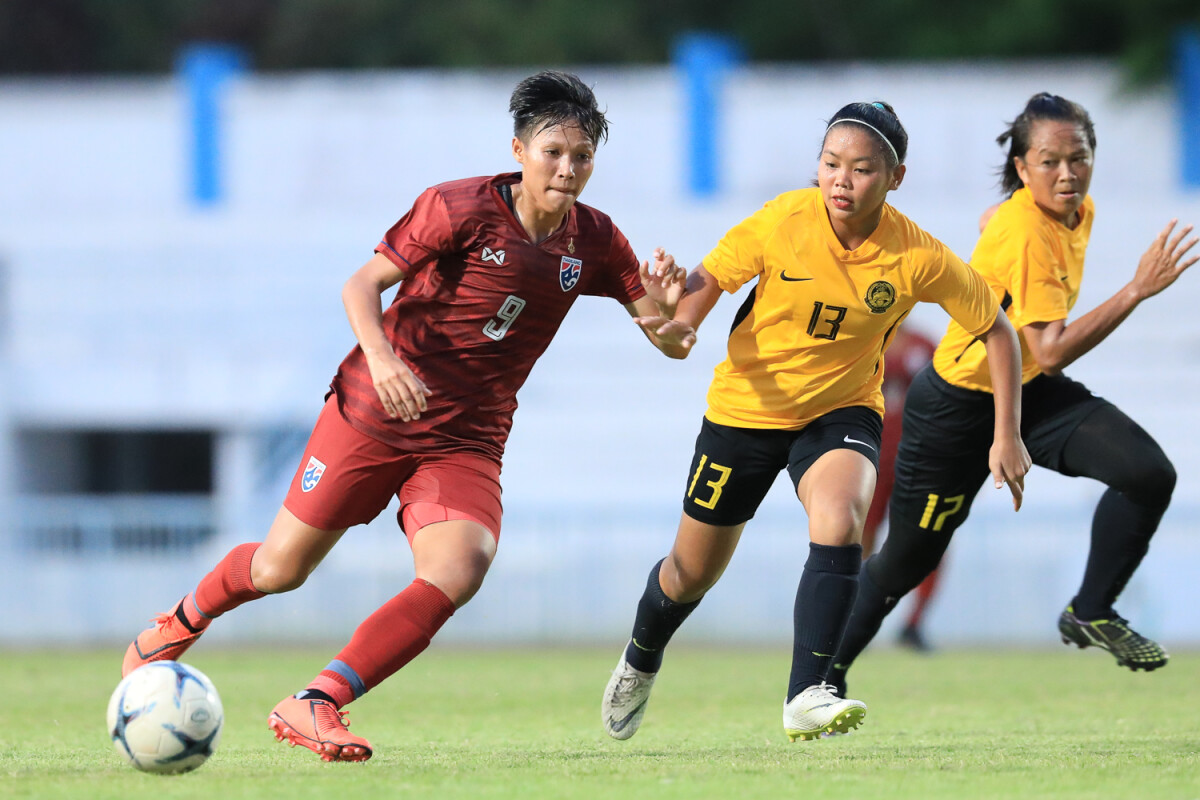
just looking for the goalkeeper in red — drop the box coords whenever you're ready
[120,71,695,763]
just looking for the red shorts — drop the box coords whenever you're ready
[283,397,503,542]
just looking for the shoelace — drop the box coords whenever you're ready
[311,700,353,733]
[612,666,654,703]
[149,610,183,631]
[614,675,643,701]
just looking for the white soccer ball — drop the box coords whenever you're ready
[107,661,224,774]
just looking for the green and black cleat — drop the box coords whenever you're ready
[1058,605,1169,672]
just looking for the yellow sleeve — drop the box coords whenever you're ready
[917,245,1000,338]
[700,201,780,293]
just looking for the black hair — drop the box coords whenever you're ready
[824,101,908,167]
[509,70,609,147]
[997,92,1096,196]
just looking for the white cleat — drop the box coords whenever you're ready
[783,682,866,741]
[601,648,657,740]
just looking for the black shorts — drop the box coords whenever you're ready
[682,407,883,526]
[889,365,1110,536]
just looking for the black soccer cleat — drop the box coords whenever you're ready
[1058,605,1168,672]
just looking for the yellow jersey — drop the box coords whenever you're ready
[702,187,999,429]
[933,187,1093,392]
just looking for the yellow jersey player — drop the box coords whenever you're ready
[602,101,1031,742]
[831,93,1198,700]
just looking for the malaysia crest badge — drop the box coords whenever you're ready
[864,280,897,314]
[301,456,327,493]
[559,256,582,292]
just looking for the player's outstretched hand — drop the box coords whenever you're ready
[1130,219,1198,300]
[635,316,696,352]
[639,248,687,317]
[365,349,431,421]
[990,433,1031,511]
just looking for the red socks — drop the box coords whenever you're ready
[307,579,456,708]
[186,543,267,626]
[183,547,455,710]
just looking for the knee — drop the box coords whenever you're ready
[869,537,945,597]
[444,550,492,607]
[250,555,310,594]
[662,550,719,602]
[416,542,494,608]
[813,506,868,547]
[1123,451,1177,510]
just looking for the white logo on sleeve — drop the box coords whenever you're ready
[301,457,327,492]
[843,435,877,452]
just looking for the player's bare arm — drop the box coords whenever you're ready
[979,310,1031,510]
[1023,219,1198,376]
[342,252,431,421]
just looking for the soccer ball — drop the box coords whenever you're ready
[107,661,224,774]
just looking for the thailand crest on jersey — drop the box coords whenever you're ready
[301,456,327,493]
[559,256,582,292]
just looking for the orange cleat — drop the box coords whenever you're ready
[268,695,374,763]
[121,598,206,677]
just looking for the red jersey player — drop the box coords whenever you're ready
[121,71,696,762]
[860,324,938,650]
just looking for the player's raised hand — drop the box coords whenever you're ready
[639,248,687,317]
[989,433,1031,511]
[365,348,431,421]
[1130,219,1198,300]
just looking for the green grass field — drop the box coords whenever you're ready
[3,646,1197,799]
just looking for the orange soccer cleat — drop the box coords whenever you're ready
[268,694,374,763]
[121,598,206,677]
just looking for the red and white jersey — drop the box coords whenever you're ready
[882,327,937,414]
[331,172,645,462]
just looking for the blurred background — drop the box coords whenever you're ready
[1,0,1199,651]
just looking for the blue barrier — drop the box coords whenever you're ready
[177,43,248,207]
[673,33,744,198]
[1180,28,1200,189]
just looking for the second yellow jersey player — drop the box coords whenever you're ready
[831,93,1198,703]
[934,186,1093,391]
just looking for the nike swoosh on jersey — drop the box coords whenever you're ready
[780,271,813,282]
[843,435,877,452]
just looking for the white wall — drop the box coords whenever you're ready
[1,61,1198,647]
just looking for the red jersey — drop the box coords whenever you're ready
[331,172,645,462]
[882,328,937,416]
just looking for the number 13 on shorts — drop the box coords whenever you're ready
[688,454,732,509]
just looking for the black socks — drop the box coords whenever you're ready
[787,542,862,702]
[624,559,702,674]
